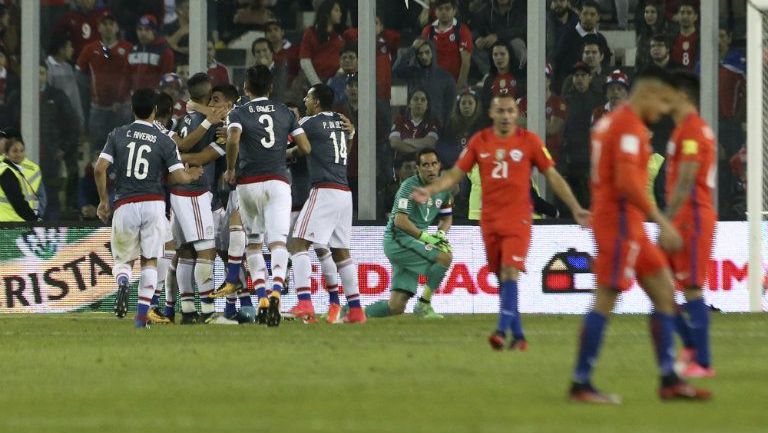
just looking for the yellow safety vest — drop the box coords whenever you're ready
[647,153,665,207]
[0,161,26,222]
[19,159,42,212]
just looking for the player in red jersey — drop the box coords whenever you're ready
[568,67,711,404]
[665,70,717,378]
[411,93,590,351]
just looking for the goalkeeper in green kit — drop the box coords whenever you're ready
[366,148,453,319]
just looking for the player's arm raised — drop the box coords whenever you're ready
[411,167,465,204]
[178,107,227,152]
[665,161,699,219]
[542,167,590,227]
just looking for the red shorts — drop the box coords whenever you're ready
[666,211,715,288]
[482,228,531,275]
[593,219,668,291]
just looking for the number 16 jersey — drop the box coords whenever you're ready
[226,96,304,183]
[100,119,183,205]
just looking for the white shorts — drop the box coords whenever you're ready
[237,180,291,245]
[170,192,215,247]
[111,200,167,264]
[163,214,173,244]
[293,187,352,249]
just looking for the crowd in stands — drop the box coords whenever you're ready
[0,0,749,222]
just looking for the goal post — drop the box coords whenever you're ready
[746,1,766,312]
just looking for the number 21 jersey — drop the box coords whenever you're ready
[455,127,553,234]
[226,96,304,183]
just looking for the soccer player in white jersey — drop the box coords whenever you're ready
[288,84,364,324]
[213,65,311,327]
[95,88,202,328]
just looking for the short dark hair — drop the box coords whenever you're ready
[309,83,335,110]
[417,148,439,164]
[671,69,700,106]
[132,88,157,119]
[251,37,273,55]
[340,43,357,56]
[246,65,273,97]
[154,92,174,120]
[212,84,239,103]
[650,33,670,47]
[581,34,604,54]
[580,0,600,12]
[47,37,70,56]
[434,0,456,8]
[187,72,211,102]
[634,65,676,88]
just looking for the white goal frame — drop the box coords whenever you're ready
[746,2,765,311]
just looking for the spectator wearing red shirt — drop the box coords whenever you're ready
[265,19,300,84]
[300,0,345,86]
[389,89,441,166]
[671,1,698,70]
[342,15,400,103]
[52,0,104,59]
[128,15,174,92]
[207,40,230,87]
[76,11,132,153]
[480,41,522,115]
[517,65,566,164]
[420,0,473,88]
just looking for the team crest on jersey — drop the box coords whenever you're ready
[118,47,126,56]
[683,41,690,50]
[435,199,443,208]
[449,33,456,41]
[510,149,523,162]
[495,149,506,161]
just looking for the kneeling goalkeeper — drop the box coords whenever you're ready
[366,148,453,319]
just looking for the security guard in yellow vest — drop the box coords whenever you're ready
[19,157,43,214]
[0,160,37,222]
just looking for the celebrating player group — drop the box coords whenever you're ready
[95,63,713,403]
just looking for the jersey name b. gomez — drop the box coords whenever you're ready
[227,97,303,182]
[174,111,222,194]
[100,120,183,203]
[299,112,349,187]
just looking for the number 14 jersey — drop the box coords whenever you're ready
[299,112,350,188]
[226,96,304,183]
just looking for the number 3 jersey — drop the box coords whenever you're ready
[100,119,184,205]
[226,96,303,183]
[298,112,350,188]
[455,127,553,235]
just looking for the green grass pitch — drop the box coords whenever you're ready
[1,313,767,433]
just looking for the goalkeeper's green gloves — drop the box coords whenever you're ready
[419,230,451,253]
